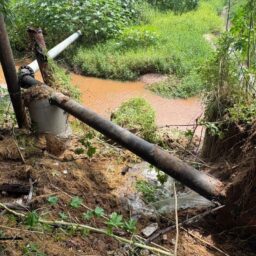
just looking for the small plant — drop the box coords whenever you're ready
[23,243,46,256]
[123,219,137,233]
[136,180,158,203]
[25,211,39,228]
[79,132,97,158]
[112,98,156,142]
[47,196,59,206]
[156,169,168,185]
[106,212,124,234]
[117,26,159,49]
[58,212,68,220]
[74,147,85,155]
[70,196,83,208]
[83,206,105,221]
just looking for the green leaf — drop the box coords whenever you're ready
[124,219,137,233]
[47,196,59,205]
[70,196,83,208]
[94,207,104,217]
[107,212,123,229]
[87,146,96,158]
[83,210,94,221]
[81,228,90,237]
[74,147,85,155]
[58,212,68,220]
[25,211,39,227]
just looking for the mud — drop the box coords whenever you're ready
[71,74,203,128]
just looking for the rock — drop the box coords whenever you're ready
[141,223,159,238]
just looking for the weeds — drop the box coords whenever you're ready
[112,98,156,142]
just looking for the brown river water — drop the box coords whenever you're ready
[0,65,203,128]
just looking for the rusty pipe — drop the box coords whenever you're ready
[28,30,82,73]
[50,92,226,203]
[0,14,27,128]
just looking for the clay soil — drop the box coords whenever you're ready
[0,128,255,256]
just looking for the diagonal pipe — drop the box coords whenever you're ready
[50,92,226,203]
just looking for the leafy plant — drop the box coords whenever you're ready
[47,196,59,206]
[123,219,137,233]
[25,211,39,227]
[8,0,140,50]
[83,210,95,221]
[147,0,199,13]
[74,147,85,155]
[23,243,46,256]
[70,196,83,208]
[94,207,105,217]
[107,212,124,232]
[79,132,97,158]
[156,170,168,185]
[59,212,68,220]
[135,180,158,203]
[83,206,105,220]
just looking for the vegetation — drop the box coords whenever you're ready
[48,60,81,101]
[72,0,224,97]
[201,0,256,159]
[8,0,139,50]
[147,0,199,13]
[111,98,156,141]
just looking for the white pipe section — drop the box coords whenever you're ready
[28,30,82,72]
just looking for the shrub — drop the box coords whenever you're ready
[117,26,159,49]
[111,98,156,142]
[147,0,199,13]
[8,0,139,50]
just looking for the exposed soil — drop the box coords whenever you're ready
[0,129,255,256]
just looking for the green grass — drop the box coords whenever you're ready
[70,0,225,98]
[111,98,156,142]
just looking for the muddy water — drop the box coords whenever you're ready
[71,73,203,127]
[0,64,203,127]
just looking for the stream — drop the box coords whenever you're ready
[0,65,203,129]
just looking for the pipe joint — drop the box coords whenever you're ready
[18,66,35,88]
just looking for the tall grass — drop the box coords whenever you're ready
[70,0,225,97]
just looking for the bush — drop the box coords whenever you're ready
[117,26,159,49]
[8,0,139,50]
[111,98,156,142]
[147,0,199,13]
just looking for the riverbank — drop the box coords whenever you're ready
[0,64,202,129]
[69,0,225,98]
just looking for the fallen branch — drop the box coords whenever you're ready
[0,203,173,256]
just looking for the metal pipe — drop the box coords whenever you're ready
[28,30,82,73]
[28,28,54,86]
[50,92,226,203]
[0,14,27,128]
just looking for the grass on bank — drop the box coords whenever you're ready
[70,0,225,98]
